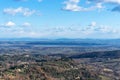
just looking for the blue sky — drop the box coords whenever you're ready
[0,0,120,39]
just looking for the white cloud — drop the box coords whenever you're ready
[0,21,119,38]
[63,0,80,11]
[0,21,32,28]
[22,22,31,27]
[63,0,103,12]
[63,0,120,12]
[104,0,120,4]
[3,7,36,16]
[5,21,16,27]
[87,22,118,34]
[89,21,97,27]
[88,0,120,12]
[41,23,118,37]
[88,0,120,4]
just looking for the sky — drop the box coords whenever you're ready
[0,0,120,39]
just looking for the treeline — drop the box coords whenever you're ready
[69,50,120,59]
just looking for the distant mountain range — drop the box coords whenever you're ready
[0,38,120,41]
[0,38,120,47]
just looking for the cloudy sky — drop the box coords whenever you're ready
[0,0,120,39]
